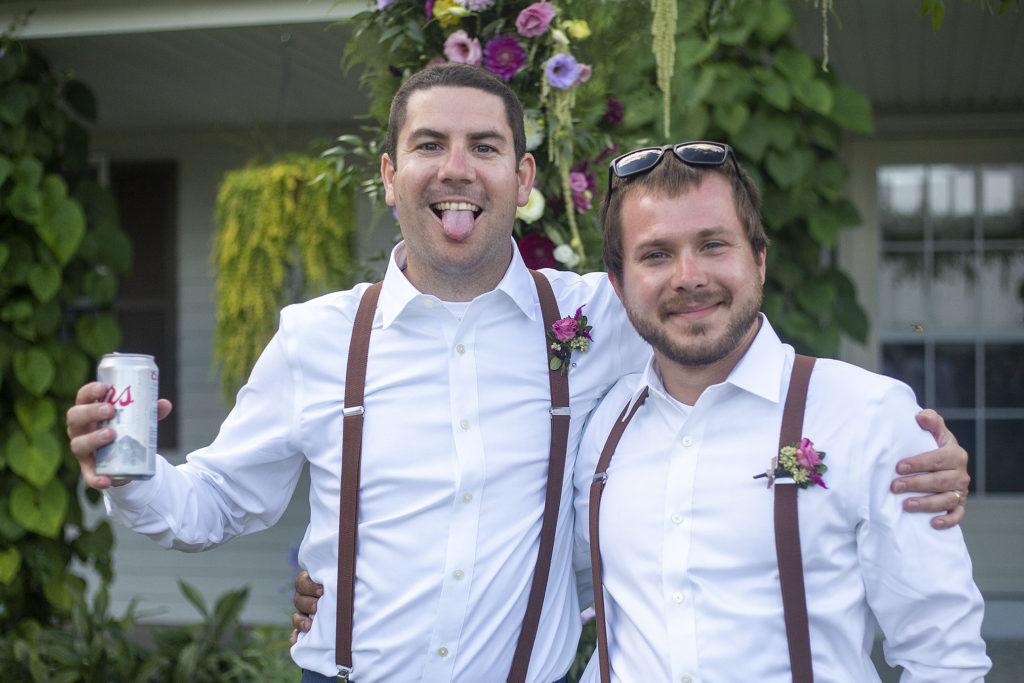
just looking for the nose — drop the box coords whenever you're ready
[670,252,708,290]
[438,146,476,183]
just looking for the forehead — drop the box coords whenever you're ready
[400,86,511,140]
[620,175,742,243]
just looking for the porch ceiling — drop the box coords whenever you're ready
[2,0,1022,135]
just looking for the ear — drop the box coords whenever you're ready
[516,153,537,207]
[757,246,767,285]
[381,153,397,207]
[608,270,625,303]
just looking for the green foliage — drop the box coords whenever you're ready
[921,0,1020,31]
[0,37,129,631]
[212,155,359,405]
[0,581,297,683]
[328,0,872,355]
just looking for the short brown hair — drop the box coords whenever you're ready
[600,151,767,281]
[385,63,527,167]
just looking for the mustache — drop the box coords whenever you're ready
[658,291,730,316]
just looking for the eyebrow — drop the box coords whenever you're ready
[406,127,509,145]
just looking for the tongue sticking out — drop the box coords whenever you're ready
[441,209,476,241]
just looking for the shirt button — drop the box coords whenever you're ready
[460,418,470,430]
[671,513,683,525]
[423,298,435,308]
[437,646,449,657]
[452,569,464,580]
[681,435,694,447]
[672,592,684,603]
[462,492,473,503]
[455,343,466,354]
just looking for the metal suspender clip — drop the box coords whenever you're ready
[550,407,571,416]
[337,665,353,681]
[343,406,364,417]
[593,472,608,484]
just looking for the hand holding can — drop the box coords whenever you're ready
[95,353,158,483]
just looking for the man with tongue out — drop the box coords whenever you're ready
[67,64,969,683]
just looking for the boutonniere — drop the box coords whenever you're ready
[753,438,828,489]
[548,305,593,375]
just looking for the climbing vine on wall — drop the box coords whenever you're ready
[212,155,358,405]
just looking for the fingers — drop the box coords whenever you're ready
[157,399,174,421]
[67,382,117,490]
[290,628,299,646]
[892,469,970,497]
[291,612,312,634]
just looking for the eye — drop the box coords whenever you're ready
[639,250,670,262]
[702,240,727,252]
[418,142,442,152]
[474,143,497,154]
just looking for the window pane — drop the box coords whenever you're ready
[879,166,925,241]
[946,419,977,493]
[980,249,1024,329]
[935,344,975,408]
[883,344,925,404]
[986,343,1024,408]
[879,252,925,329]
[985,419,1024,493]
[931,251,977,328]
[981,165,1024,239]
[929,165,975,241]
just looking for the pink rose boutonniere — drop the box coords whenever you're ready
[754,437,828,489]
[548,305,592,374]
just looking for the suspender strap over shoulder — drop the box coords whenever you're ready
[335,274,570,683]
[507,270,572,683]
[336,281,383,679]
[775,354,816,683]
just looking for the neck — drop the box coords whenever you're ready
[657,317,761,405]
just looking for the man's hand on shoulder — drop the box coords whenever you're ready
[891,409,970,529]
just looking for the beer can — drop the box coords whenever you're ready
[96,353,158,481]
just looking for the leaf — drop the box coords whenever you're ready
[731,111,772,162]
[14,395,57,433]
[792,79,834,116]
[27,263,62,302]
[774,48,815,84]
[75,314,121,358]
[6,429,62,488]
[0,546,21,585]
[760,78,791,111]
[62,79,97,122]
[764,149,814,189]
[13,156,44,187]
[13,347,56,395]
[6,183,43,223]
[0,154,11,188]
[35,179,86,265]
[50,346,91,398]
[713,102,749,136]
[808,211,840,246]
[830,83,874,135]
[10,479,69,538]
[178,579,210,619]
[0,242,8,272]
[794,279,838,315]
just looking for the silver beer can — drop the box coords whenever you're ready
[96,353,158,481]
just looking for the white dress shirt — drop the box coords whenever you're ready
[573,316,990,683]
[104,241,649,682]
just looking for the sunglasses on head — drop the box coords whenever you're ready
[607,141,741,195]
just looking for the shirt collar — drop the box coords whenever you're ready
[634,313,789,406]
[377,239,540,327]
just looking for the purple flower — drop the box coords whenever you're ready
[484,36,527,81]
[569,171,588,193]
[378,0,396,9]
[444,30,482,65]
[545,53,580,89]
[603,96,624,124]
[516,1,556,37]
[425,0,435,18]
[551,315,580,342]
[518,233,558,270]
[795,438,828,489]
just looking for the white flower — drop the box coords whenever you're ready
[523,109,545,152]
[554,244,580,267]
[516,187,546,223]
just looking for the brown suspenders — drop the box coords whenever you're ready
[589,354,817,683]
[335,271,570,682]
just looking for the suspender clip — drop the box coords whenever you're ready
[337,665,353,680]
[592,472,608,484]
[343,406,364,417]
[550,406,570,416]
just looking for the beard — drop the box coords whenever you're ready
[625,284,763,368]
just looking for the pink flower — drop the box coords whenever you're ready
[484,36,527,81]
[444,30,482,65]
[551,315,580,342]
[568,171,588,193]
[518,233,558,269]
[516,1,556,37]
[574,63,592,86]
[378,0,396,8]
[796,438,827,489]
